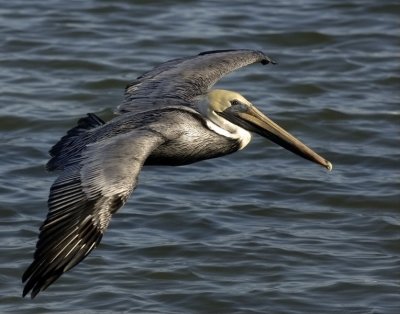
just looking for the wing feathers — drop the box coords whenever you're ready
[47,113,105,171]
[118,49,275,114]
[22,165,112,297]
[23,129,166,298]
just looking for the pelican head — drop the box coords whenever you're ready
[204,89,332,171]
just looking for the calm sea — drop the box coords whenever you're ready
[0,0,399,313]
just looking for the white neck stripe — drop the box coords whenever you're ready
[205,118,252,150]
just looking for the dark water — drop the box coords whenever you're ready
[1,0,399,313]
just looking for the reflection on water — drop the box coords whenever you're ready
[0,0,399,313]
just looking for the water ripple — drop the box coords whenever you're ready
[0,0,399,313]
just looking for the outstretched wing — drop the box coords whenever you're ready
[117,49,275,114]
[22,129,165,298]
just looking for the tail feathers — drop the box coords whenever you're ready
[47,113,105,171]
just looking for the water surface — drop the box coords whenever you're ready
[0,0,399,313]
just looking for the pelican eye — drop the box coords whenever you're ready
[229,99,247,112]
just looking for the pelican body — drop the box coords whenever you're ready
[22,49,332,298]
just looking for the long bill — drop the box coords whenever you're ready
[237,106,333,171]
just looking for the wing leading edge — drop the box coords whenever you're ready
[117,49,275,114]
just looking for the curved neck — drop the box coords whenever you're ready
[195,95,252,150]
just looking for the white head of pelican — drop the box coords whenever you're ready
[22,49,332,298]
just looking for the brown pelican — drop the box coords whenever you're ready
[22,49,332,298]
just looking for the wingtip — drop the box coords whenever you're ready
[22,277,34,298]
[21,290,37,299]
[22,284,32,299]
[261,58,277,65]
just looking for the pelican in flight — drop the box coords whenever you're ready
[22,49,332,298]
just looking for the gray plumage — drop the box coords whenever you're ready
[23,49,331,298]
[118,49,274,114]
